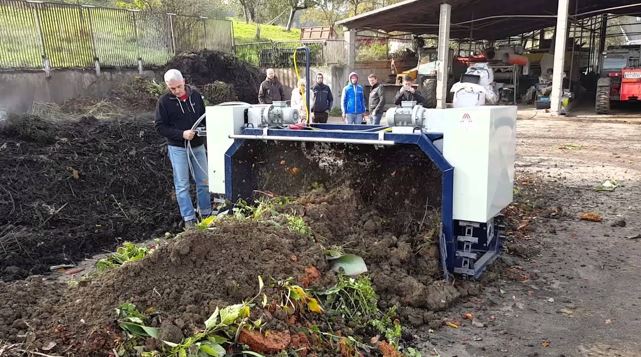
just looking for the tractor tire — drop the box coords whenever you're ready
[595,85,611,114]
[421,76,437,108]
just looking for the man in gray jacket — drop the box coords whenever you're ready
[258,68,285,104]
[367,74,385,125]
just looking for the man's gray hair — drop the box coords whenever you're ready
[164,69,184,83]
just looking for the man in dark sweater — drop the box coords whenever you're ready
[395,75,427,107]
[155,69,212,229]
[310,73,333,123]
[367,73,385,125]
[258,68,285,104]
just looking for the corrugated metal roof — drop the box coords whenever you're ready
[619,16,641,44]
[336,0,641,40]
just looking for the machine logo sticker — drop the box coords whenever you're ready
[460,113,473,129]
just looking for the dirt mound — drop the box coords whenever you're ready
[8,221,326,354]
[234,141,443,236]
[281,186,475,324]
[0,114,177,281]
[202,81,238,105]
[165,50,263,104]
[0,181,466,355]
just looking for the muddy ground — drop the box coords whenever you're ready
[413,113,641,356]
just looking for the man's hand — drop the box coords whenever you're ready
[182,130,196,140]
[311,112,315,119]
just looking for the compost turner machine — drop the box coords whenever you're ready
[203,101,516,279]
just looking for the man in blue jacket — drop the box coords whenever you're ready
[341,72,366,124]
[155,69,212,229]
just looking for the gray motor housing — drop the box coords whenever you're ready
[247,101,299,128]
[385,101,428,128]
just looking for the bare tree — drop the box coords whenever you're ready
[286,0,310,31]
[308,0,345,29]
[236,0,261,23]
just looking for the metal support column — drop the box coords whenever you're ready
[598,14,608,57]
[437,3,451,109]
[550,0,570,115]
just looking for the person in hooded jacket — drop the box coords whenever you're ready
[154,69,212,229]
[341,72,367,124]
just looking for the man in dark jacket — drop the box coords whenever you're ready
[258,68,285,104]
[367,74,385,125]
[310,72,333,123]
[155,69,211,229]
[395,75,427,107]
[310,73,334,123]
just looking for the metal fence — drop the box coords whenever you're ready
[0,0,233,69]
[234,41,339,68]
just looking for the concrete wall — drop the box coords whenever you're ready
[0,69,156,114]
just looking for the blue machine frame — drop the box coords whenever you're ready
[223,123,499,279]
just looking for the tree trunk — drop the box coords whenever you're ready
[243,6,250,23]
[286,8,297,31]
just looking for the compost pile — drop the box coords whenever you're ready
[0,132,486,355]
[165,50,263,104]
[0,113,177,281]
[0,183,481,356]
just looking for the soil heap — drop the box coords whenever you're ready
[0,183,479,355]
[0,114,177,281]
[165,50,263,104]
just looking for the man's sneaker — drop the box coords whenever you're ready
[184,220,196,230]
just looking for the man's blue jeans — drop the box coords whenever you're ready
[167,144,212,222]
[370,114,383,125]
[345,113,363,124]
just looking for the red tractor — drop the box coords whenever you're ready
[596,45,641,114]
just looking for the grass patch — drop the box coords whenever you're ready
[231,18,300,44]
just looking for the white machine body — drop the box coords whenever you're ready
[206,103,251,195]
[423,106,516,223]
[207,103,516,224]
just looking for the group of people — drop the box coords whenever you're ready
[155,68,428,229]
[257,68,426,125]
[258,68,333,123]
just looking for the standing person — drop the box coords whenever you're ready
[395,75,427,107]
[367,74,385,125]
[155,69,212,229]
[258,68,285,104]
[310,72,333,123]
[290,79,307,123]
[341,72,366,124]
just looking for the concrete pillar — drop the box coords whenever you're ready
[436,3,451,109]
[344,29,356,72]
[550,0,570,115]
